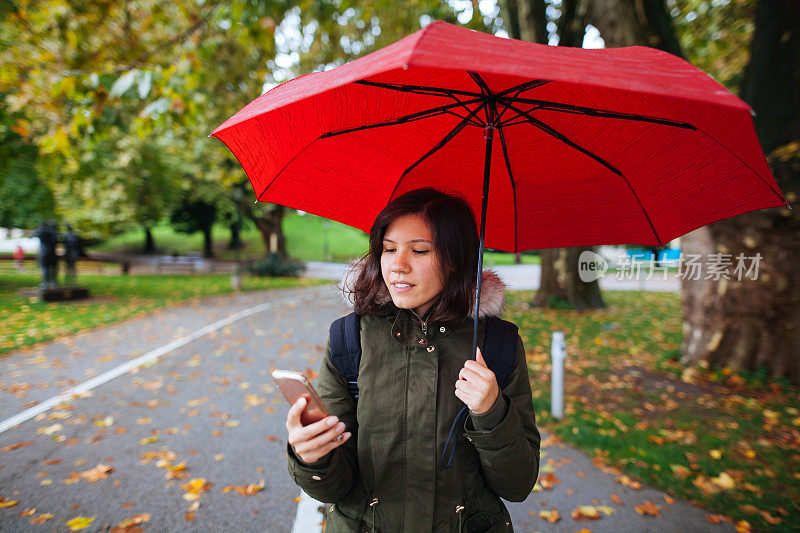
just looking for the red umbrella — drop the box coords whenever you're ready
[211,20,789,355]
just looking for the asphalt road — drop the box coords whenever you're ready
[0,283,729,532]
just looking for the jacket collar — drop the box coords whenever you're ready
[340,260,506,319]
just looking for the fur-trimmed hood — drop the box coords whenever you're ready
[339,260,506,319]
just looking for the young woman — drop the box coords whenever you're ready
[285,188,540,532]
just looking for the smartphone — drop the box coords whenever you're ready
[271,369,330,426]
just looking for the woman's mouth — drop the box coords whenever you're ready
[391,282,415,293]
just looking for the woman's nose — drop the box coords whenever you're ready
[391,253,410,273]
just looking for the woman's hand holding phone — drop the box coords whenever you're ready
[286,396,352,465]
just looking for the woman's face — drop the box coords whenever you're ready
[380,214,445,318]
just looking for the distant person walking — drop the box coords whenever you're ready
[13,245,25,272]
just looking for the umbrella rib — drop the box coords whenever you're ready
[444,109,485,127]
[388,103,487,202]
[496,79,551,98]
[505,103,663,245]
[354,79,483,99]
[693,129,791,208]
[496,126,519,253]
[496,80,550,122]
[468,72,493,97]
[504,103,623,176]
[499,95,696,130]
[321,98,484,138]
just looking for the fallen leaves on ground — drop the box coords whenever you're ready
[634,501,660,517]
[29,513,54,524]
[65,516,95,531]
[1,441,33,452]
[539,509,560,523]
[222,480,265,496]
[0,496,19,507]
[615,475,641,490]
[79,463,113,483]
[181,478,212,501]
[110,513,151,532]
[571,505,603,520]
[538,472,560,490]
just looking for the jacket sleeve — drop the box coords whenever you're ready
[286,339,360,503]
[463,334,541,502]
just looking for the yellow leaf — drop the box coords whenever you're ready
[80,464,113,483]
[615,475,641,490]
[222,480,265,496]
[693,476,720,496]
[539,509,560,523]
[181,478,211,494]
[65,516,95,531]
[30,513,54,524]
[711,472,736,490]
[0,498,19,508]
[597,505,615,515]
[709,449,722,459]
[117,513,151,528]
[571,505,602,520]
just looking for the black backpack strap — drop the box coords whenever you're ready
[329,312,362,401]
[482,317,519,389]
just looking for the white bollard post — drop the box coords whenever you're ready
[551,331,566,420]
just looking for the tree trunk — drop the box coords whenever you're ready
[518,0,548,44]
[680,0,800,383]
[143,227,155,254]
[680,169,799,382]
[203,225,214,258]
[246,204,287,258]
[511,0,604,309]
[228,218,242,250]
[535,248,606,309]
[501,0,522,39]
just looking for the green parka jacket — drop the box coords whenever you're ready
[287,271,540,532]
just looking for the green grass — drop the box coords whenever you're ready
[506,290,799,532]
[0,273,328,356]
[87,212,540,265]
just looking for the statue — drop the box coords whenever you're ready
[64,223,80,285]
[33,220,58,288]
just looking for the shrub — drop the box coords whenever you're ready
[247,253,305,277]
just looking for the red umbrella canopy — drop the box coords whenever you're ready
[212,20,788,252]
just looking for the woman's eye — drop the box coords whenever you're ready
[413,250,430,255]
[383,248,396,253]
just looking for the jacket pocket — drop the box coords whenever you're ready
[327,504,367,532]
[462,509,510,533]
[450,498,512,533]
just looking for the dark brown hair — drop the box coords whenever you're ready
[346,187,479,324]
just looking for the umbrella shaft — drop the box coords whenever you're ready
[472,121,494,360]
